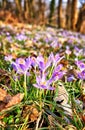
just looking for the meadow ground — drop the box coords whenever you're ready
[0,22,85,130]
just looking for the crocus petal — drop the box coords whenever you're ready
[19,64,26,72]
[48,86,55,90]
[45,60,51,71]
[25,57,32,68]
[41,85,47,89]
[16,58,25,65]
[54,64,63,72]
[36,76,41,84]
[78,70,85,80]
[39,61,45,70]
[4,55,13,62]
[33,84,40,89]
[12,63,18,71]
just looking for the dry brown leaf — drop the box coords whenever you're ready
[3,95,12,103]
[48,115,56,127]
[22,105,31,118]
[5,93,24,108]
[80,82,85,108]
[32,108,39,116]
[0,113,6,120]
[0,88,11,103]
[29,107,39,122]
[0,88,7,101]
[81,82,85,96]
[29,113,38,122]
[22,105,39,122]
[60,59,69,67]
[81,112,85,123]
[0,102,6,111]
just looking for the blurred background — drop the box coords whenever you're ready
[0,0,85,33]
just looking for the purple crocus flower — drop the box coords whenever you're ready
[33,64,65,90]
[6,36,13,43]
[75,60,85,80]
[50,40,59,48]
[31,56,37,68]
[44,37,52,43]
[16,33,27,41]
[49,64,65,82]
[36,54,51,72]
[4,55,13,62]
[67,38,74,44]
[49,52,64,67]
[67,75,76,82]
[65,46,71,55]
[33,74,55,90]
[78,70,85,80]
[74,47,83,57]
[12,57,32,75]
[75,60,85,71]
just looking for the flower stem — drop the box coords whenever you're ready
[24,72,27,100]
[40,89,42,110]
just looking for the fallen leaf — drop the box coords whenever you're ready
[81,82,85,96]
[0,88,11,103]
[54,84,69,105]
[80,82,85,109]
[5,93,24,108]
[81,111,85,123]
[22,105,39,122]
[48,115,56,127]
[0,113,6,120]
[0,102,6,111]
[29,108,39,122]
[0,88,7,101]
[60,59,69,67]
[3,95,12,103]
[29,113,38,122]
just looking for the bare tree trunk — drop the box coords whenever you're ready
[58,0,63,28]
[49,0,55,24]
[66,0,71,29]
[24,0,34,23]
[0,1,1,8]
[24,0,29,21]
[71,0,78,30]
[29,0,34,23]
[15,0,23,22]
[38,0,45,24]
[2,0,7,9]
[76,4,85,33]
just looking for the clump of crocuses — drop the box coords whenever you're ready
[11,53,65,97]
[12,57,32,99]
[33,53,65,90]
[75,60,85,80]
